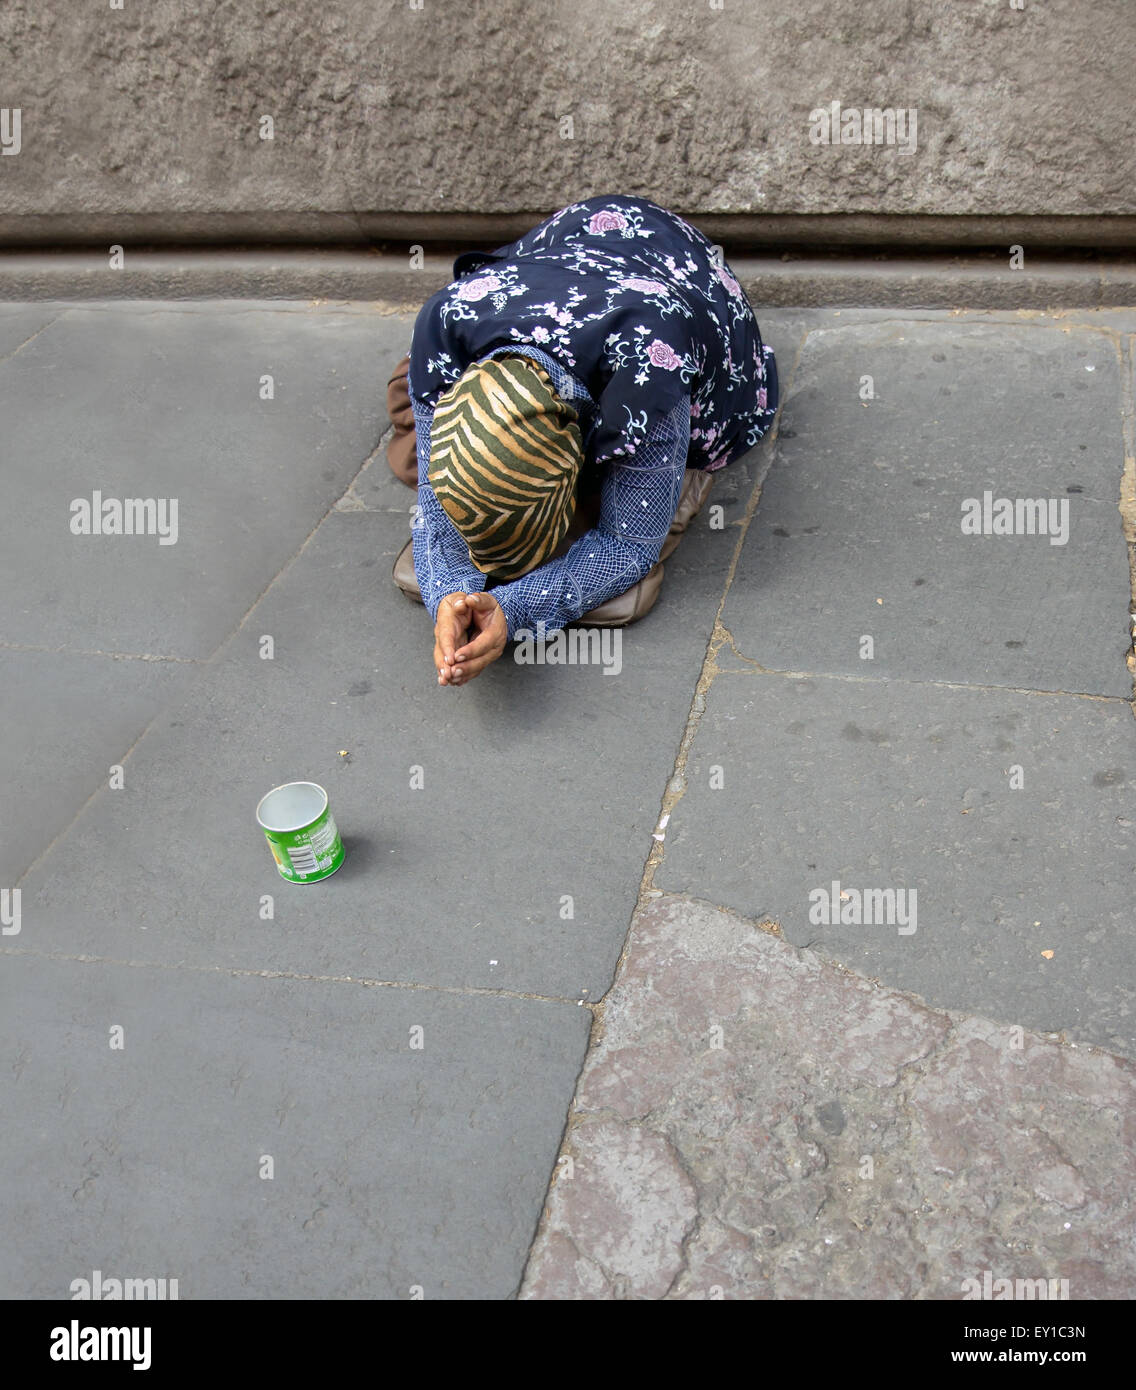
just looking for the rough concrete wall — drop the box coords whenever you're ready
[1,0,1134,236]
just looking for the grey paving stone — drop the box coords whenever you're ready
[723,319,1132,696]
[0,953,590,1299]
[17,490,739,1001]
[522,895,1136,1300]
[0,650,193,882]
[0,305,61,359]
[0,304,408,658]
[345,449,414,513]
[656,672,1136,1056]
[14,298,1132,1301]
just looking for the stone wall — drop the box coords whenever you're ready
[1,0,1133,246]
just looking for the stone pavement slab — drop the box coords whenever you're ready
[6,300,1134,1301]
[0,649,193,882]
[17,494,734,1001]
[0,303,405,658]
[521,895,1136,1300]
[652,310,1136,1058]
[3,298,769,1299]
[1,304,416,889]
[723,318,1132,696]
[657,670,1136,1057]
[1,953,590,1300]
[524,309,1136,1299]
[0,305,60,359]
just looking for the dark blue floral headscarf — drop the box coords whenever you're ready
[409,195,777,473]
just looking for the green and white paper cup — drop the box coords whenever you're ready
[256,781,344,884]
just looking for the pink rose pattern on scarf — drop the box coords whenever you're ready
[412,195,777,471]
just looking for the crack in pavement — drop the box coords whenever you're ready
[0,311,65,366]
[0,945,598,1011]
[521,892,1136,1299]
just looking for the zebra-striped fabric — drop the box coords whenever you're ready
[427,355,583,582]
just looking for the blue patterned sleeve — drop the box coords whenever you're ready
[490,397,691,640]
[409,393,488,621]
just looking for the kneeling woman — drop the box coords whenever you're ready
[386,194,778,686]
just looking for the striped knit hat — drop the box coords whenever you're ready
[428,355,583,581]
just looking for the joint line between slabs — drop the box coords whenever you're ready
[709,656,1131,704]
[1115,333,1136,713]
[621,331,810,953]
[0,946,592,1009]
[10,427,390,888]
[0,642,203,663]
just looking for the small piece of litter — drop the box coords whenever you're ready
[1041,950,1055,959]
[489,959,498,966]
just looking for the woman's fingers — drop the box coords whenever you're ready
[454,622,499,664]
[454,594,502,661]
[439,595,469,663]
[446,594,507,683]
[434,594,471,683]
[453,646,504,681]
